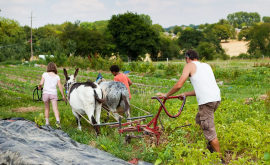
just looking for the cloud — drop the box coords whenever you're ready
[0,0,45,4]
[7,6,29,16]
[51,0,106,14]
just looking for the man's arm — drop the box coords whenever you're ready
[128,78,132,86]
[158,64,191,97]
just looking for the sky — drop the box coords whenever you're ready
[0,0,269,28]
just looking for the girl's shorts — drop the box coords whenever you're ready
[43,94,58,102]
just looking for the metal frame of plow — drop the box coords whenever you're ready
[94,96,186,145]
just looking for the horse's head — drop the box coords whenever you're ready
[63,68,79,94]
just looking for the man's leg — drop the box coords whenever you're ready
[210,137,222,157]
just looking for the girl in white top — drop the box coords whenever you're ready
[38,62,66,129]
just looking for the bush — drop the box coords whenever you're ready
[129,61,138,71]
[213,54,222,60]
[164,64,178,76]
[157,63,165,70]
[67,56,90,70]
[149,63,157,73]
[138,62,149,73]
[121,63,130,71]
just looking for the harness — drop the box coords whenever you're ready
[65,82,105,126]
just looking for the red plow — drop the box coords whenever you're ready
[94,96,187,144]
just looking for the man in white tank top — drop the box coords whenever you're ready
[157,50,223,162]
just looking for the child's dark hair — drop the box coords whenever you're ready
[110,65,120,72]
[185,49,199,60]
[47,62,58,74]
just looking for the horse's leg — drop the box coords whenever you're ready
[95,103,102,124]
[83,103,95,124]
[72,109,82,131]
[112,108,121,121]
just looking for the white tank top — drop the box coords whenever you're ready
[189,61,221,105]
[42,72,60,95]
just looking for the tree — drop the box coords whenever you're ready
[178,28,205,52]
[246,23,270,56]
[197,42,216,60]
[233,20,237,28]
[203,24,224,53]
[0,17,30,61]
[38,36,64,54]
[262,16,270,23]
[227,12,261,26]
[150,24,165,35]
[212,25,231,41]
[198,24,205,29]
[139,14,152,26]
[80,20,108,33]
[107,12,160,58]
[173,26,182,35]
[159,36,180,58]
[238,28,250,41]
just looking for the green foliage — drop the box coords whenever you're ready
[139,14,152,26]
[264,152,270,161]
[197,42,216,60]
[150,24,165,35]
[80,20,108,33]
[149,63,156,73]
[197,24,204,29]
[212,25,231,41]
[159,37,180,58]
[262,16,270,23]
[107,11,160,58]
[67,56,90,70]
[157,63,165,70]
[172,26,182,35]
[227,12,261,26]
[129,61,138,71]
[238,28,250,41]
[246,23,270,56]
[164,64,178,76]
[178,29,205,52]
[35,113,45,126]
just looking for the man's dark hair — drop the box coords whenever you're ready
[110,65,120,72]
[185,49,199,60]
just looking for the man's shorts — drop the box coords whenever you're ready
[196,101,221,142]
[43,94,58,102]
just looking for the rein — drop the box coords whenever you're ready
[33,86,65,102]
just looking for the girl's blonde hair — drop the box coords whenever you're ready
[47,62,58,74]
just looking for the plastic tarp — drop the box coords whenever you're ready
[0,118,152,165]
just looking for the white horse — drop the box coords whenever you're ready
[64,68,105,133]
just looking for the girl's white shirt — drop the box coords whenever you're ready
[42,72,60,96]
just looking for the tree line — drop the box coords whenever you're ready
[1,11,270,63]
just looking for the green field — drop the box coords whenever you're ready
[0,60,270,164]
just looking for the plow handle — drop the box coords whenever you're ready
[151,96,186,118]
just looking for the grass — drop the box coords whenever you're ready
[0,62,270,164]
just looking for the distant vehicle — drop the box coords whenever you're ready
[39,55,54,60]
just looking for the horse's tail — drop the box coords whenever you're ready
[122,94,130,115]
[94,89,106,103]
